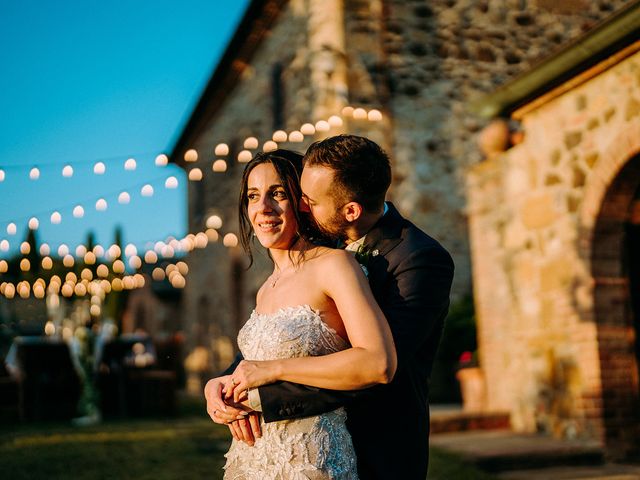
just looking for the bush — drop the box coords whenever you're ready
[430,295,477,404]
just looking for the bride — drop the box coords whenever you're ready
[219,149,396,479]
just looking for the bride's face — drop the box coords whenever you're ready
[246,163,298,251]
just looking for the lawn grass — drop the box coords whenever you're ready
[1,396,496,479]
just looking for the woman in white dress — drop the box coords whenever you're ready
[219,150,396,479]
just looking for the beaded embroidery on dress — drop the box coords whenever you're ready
[223,305,358,479]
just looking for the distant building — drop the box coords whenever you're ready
[171,0,637,454]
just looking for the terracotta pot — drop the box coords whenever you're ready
[456,366,486,412]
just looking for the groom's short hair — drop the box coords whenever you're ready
[303,135,391,213]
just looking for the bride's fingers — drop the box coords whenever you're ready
[233,382,246,403]
[223,378,236,400]
[248,413,262,439]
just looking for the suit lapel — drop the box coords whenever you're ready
[362,203,405,293]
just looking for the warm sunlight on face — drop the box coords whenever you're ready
[300,165,349,242]
[247,163,298,251]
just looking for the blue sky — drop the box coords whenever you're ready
[0,0,250,256]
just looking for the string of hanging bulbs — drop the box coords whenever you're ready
[0,106,384,299]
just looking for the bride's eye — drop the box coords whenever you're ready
[247,192,259,202]
[272,190,287,199]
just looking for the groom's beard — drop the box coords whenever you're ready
[309,210,350,245]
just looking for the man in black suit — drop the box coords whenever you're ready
[206,135,454,479]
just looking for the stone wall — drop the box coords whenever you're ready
[466,48,640,454]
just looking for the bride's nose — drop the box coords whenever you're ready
[258,193,275,212]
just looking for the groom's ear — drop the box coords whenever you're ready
[342,202,363,222]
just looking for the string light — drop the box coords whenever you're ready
[341,106,354,117]
[237,150,252,163]
[368,109,383,121]
[165,176,178,188]
[62,165,74,177]
[205,215,222,229]
[124,158,137,170]
[155,154,168,166]
[96,199,108,211]
[125,244,137,257]
[353,108,367,120]
[141,184,154,197]
[63,255,74,267]
[97,264,109,278]
[184,149,198,162]
[29,167,40,180]
[28,217,39,230]
[243,137,258,149]
[263,141,278,152]
[51,211,62,224]
[315,120,330,132]
[205,229,219,242]
[214,143,229,156]
[0,169,4,182]
[223,233,238,248]
[93,162,106,174]
[73,206,85,218]
[212,160,227,172]
[272,130,288,142]
[0,240,8,252]
[328,115,343,127]
[300,123,315,135]
[288,131,304,142]
[40,244,50,256]
[188,168,203,181]
[118,191,131,204]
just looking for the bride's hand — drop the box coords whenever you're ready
[224,360,280,403]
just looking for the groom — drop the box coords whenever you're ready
[206,134,454,479]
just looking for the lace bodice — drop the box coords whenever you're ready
[237,304,349,361]
[223,305,358,479]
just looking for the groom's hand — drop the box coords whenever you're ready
[205,375,253,424]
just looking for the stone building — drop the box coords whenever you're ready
[170,0,636,450]
[468,3,639,457]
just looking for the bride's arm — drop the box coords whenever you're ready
[226,251,397,401]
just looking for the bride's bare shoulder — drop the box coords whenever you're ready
[305,246,357,271]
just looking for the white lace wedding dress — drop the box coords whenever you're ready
[223,304,358,479]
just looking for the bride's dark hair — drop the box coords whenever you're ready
[238,149,311,267]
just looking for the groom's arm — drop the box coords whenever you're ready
[258,244,454,423]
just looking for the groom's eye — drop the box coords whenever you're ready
[247,193,259,201]
[272,190,287,199]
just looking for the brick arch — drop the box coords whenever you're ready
[587,145,640,457]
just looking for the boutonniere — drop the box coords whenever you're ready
[354,245,380,277]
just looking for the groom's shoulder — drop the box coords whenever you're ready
[393,215,452,265]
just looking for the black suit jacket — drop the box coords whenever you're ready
[228,203,454,479]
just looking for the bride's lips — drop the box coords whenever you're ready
[257,220,282,232]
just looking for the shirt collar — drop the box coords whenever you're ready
[344,202,389,252]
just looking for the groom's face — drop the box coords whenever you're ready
[300,164,350,242]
